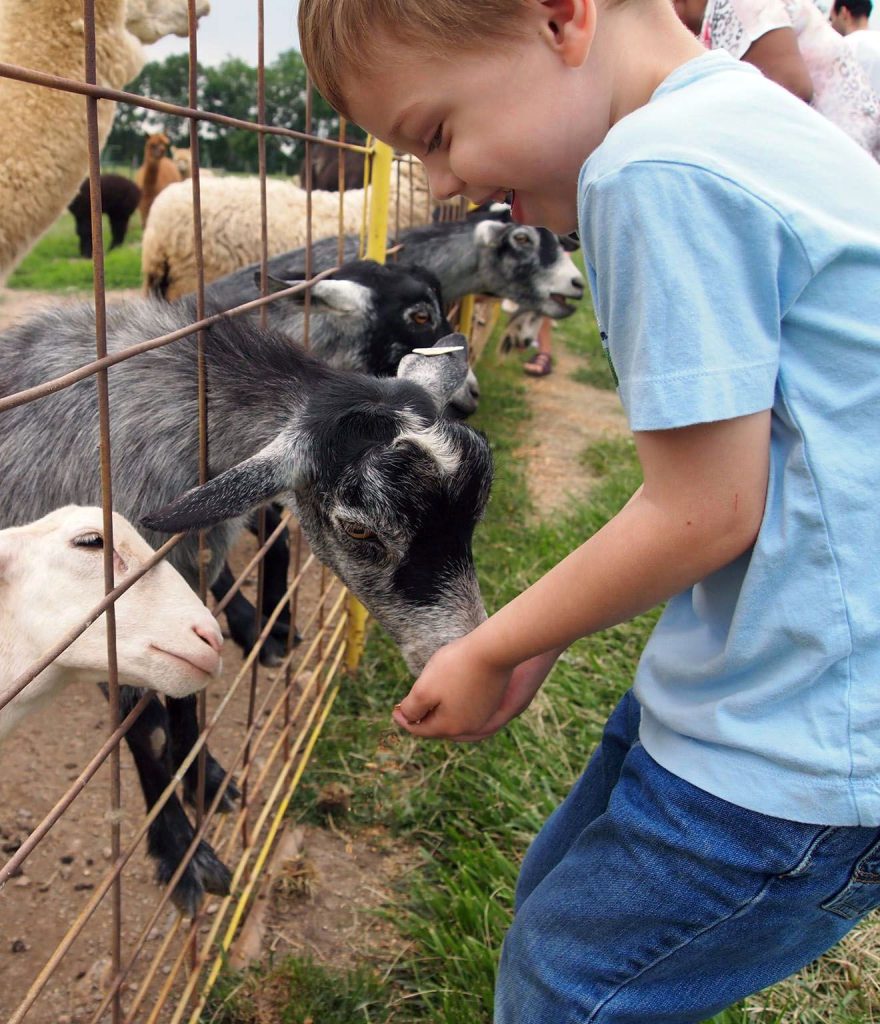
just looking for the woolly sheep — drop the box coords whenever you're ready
[140,161,434,299]
[0,506,222,743]
[0,0,209,283]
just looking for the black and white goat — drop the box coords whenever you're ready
[214,257,457,666]
[0,298,493,914]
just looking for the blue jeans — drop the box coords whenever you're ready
[495,690,880,1023]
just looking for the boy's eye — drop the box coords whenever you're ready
[425,125,444,155]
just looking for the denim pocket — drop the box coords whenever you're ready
[821,834,880,920]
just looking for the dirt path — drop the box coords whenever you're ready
[514,337,628,518]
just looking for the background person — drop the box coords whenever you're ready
[830,0,880,94]
[675,0,880,157]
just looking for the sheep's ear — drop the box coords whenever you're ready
[473,220,507,248]
[396,333,470,410]
[140,437,305,534]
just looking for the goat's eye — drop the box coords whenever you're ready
[341,522,377,541]
[409,310,430,326]
[512,230,533,246]
[73,532,104,550]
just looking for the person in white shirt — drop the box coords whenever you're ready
[830,0,880,95]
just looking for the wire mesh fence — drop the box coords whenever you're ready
[0,3,495,1022]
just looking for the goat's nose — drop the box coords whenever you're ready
[193,621,223,653]
[572,277,584,292]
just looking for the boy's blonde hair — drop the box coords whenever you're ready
[298,0,530,116]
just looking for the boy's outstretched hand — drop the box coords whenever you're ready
[392,639,562,742]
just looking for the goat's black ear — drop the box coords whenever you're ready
[141,437,304,534]
[559,232,581,252]
[396,333,470,411]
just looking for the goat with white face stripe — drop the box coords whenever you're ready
[0,300,492,912]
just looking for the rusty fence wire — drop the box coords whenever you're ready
[0,3,495,1022]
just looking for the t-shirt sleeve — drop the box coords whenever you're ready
[581,161,810,432]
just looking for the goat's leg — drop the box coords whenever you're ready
[261,504,302,649]
[109,214,127,250]
[165,694,240,813]
[210,562,287,667]
[102,685,231,916]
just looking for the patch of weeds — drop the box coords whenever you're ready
[203,958,397,1024]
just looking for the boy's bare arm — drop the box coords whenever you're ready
[394,409,771,738]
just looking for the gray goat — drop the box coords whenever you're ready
[201,215,585,328]
[0,297,493,914]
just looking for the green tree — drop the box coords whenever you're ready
[105,49,365,177]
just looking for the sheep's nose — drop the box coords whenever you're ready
[194,621,223,653]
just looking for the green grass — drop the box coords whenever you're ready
[6,211,143,292]
[205,957,392,1023]
[204,301,880,1024]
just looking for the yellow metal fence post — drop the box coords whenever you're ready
[345,139,394,672]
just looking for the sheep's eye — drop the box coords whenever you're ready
[512,230,533,246]
[341,522,377,541]
[73,532,104,550]
[409,309,431,326]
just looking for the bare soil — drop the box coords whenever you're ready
[0,286,627,1021]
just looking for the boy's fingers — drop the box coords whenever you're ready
[394,696,436,726]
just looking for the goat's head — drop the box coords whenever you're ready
[257,260,452,377]
[141,339,493,674]
[0,507,222,703]
[473,218,585,319]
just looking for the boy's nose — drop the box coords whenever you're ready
[427,166,467,202]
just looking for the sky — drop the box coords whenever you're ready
[145,0,300,67]
[144,0,878,67]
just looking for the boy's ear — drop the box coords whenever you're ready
[537,0,596,68]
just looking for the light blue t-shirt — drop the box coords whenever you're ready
[578,51,880,826]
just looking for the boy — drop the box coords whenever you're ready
[298,1,880,1020]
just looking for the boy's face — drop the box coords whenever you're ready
[344,9,604,234]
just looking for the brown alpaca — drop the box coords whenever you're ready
[135,132,182,226]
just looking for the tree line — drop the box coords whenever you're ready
[106,50,365,176]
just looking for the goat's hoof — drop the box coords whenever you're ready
[163,841,232,917]
[269,617,302,648]
[194,840,232,898]
[258,634,287,667]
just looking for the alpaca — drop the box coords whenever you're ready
[135,132,182,226]
[67,173,141,257]
[0,0,209,284]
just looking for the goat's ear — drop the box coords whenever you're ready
[140,437,304,534]
[473,219,506,249]
[396,333,470,410]
[254,274,372,315]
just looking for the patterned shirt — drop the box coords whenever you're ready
[701,0,880,158]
